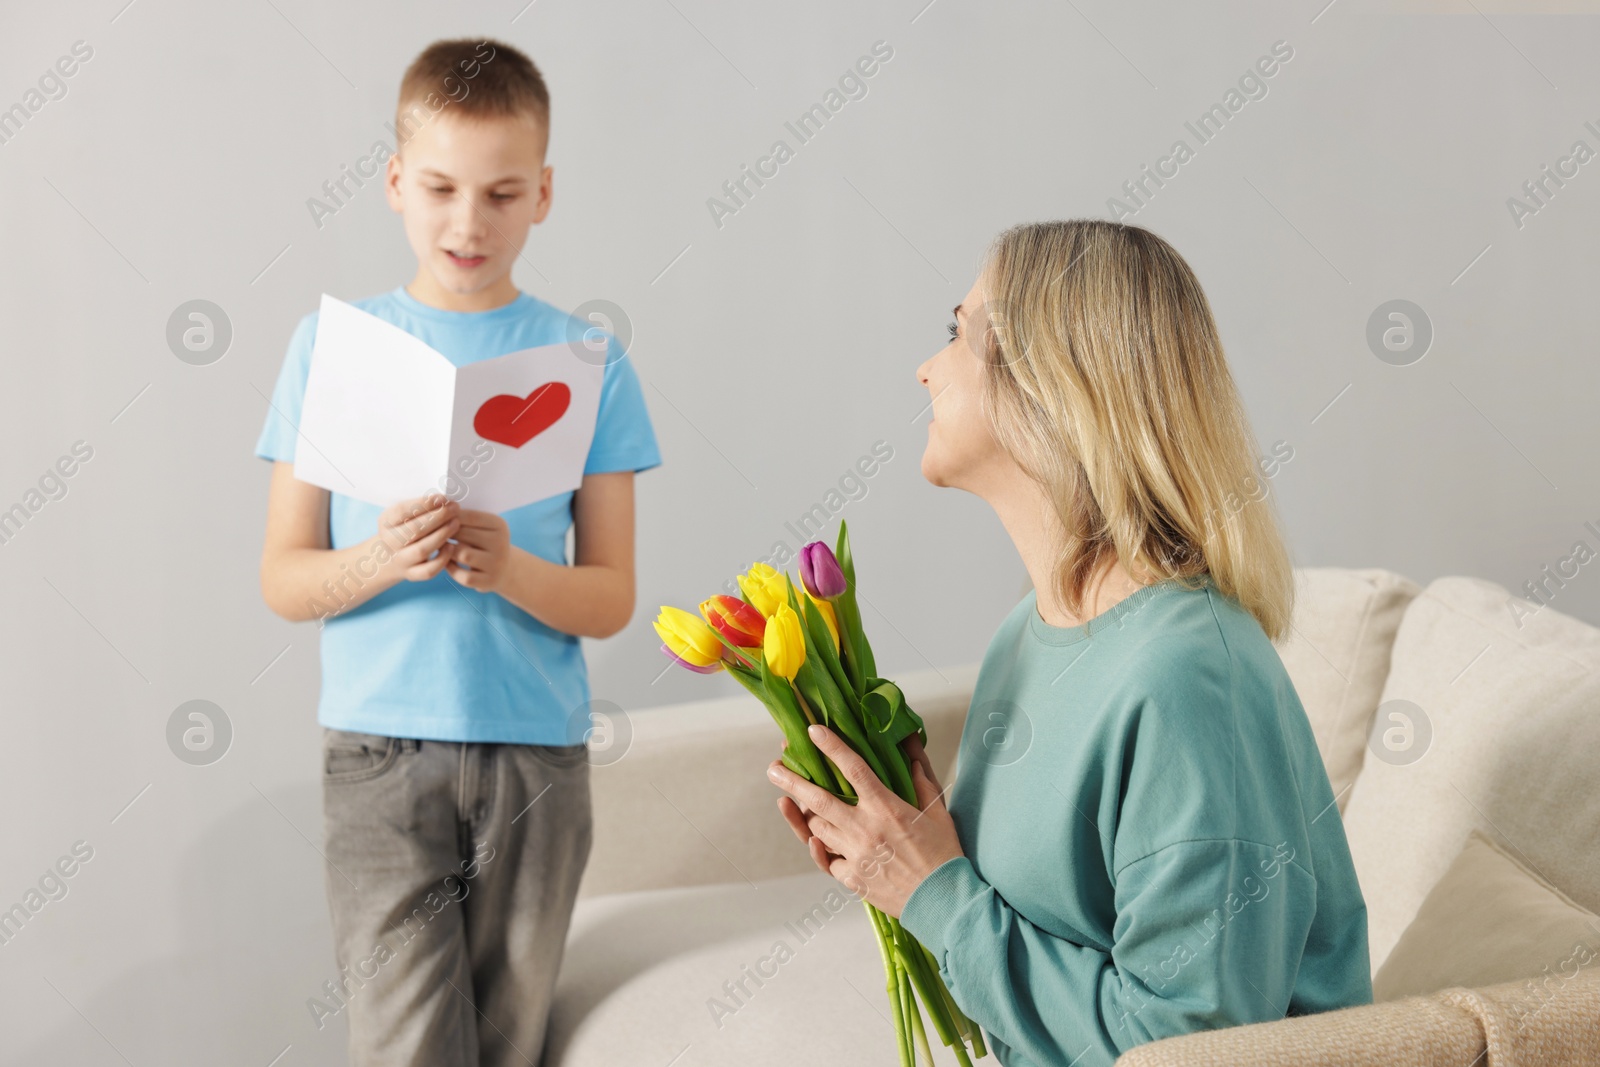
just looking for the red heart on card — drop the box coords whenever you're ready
[473,382,571,448]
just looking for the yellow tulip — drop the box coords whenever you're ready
[763,602,806,680]
[738,562,790,618]
[798,585,840,651]
[653,605,723,668]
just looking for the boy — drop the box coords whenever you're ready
[255,38,660,1066]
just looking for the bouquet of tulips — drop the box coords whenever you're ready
[653,520,987,1067]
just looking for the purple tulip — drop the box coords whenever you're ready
[799,542,847,599]
[659,643,723,674]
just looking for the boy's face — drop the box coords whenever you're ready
[385,109,552,309]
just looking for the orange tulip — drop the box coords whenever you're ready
[700,595,766,648]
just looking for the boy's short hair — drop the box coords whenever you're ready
[395,38,550,156]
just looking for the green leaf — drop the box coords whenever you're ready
[702,617,760,673]
[762,667,831,787]
[796,593,916,801]
[861,678,928,750]
[788,584,897,789]
[851,598,878,680]
[832,520,878,685]
[799,595,856,714]
[793,656,832,730]
[836,520,857,584]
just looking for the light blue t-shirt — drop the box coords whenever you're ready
[255,285,661,745]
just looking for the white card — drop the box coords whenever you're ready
[293,293,605,513]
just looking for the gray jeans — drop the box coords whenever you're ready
[319,727,592,1067]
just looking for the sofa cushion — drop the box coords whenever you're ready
[1341,576,1600,972]
[1270,568,1421,813]
[1372,829,1600,1002]
[548,871,945,1066]
[1113,962,1600,1066]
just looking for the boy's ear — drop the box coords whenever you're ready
[530,163,553,226]
[384,150,406,213]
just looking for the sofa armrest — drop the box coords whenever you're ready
[1112,965,1600,1066]
[577,663,980,899]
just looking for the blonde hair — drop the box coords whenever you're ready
[975,219,1295,641]
[396,39,549,153]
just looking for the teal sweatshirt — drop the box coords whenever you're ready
[899,575,1372,1066]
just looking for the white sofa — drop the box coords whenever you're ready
[544,568,1600,1066]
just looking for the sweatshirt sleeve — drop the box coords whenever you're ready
[898,836,1317,1066]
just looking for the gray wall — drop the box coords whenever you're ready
[2,0,1597,1062]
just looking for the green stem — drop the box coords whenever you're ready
[875,732,918,806]
[722,661,770,706]
[907,985,934,1067]
[866,903,909,1067]
[897,961,916,1067]
[891,918,959,1048]
[794,685,857,800]
[826,756,856,800]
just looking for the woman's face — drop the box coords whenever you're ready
[915,274,1006,493]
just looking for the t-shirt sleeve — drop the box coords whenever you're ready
[254,312,318,463]
[582,336,662,476]
[899,839,1318,1065]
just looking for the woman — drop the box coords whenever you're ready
[766,220,1372,1066]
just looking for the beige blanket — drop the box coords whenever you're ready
[1114,966,1600,1066]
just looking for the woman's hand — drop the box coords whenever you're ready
[769,725,962,918]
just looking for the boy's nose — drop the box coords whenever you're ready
[449,193,491,233]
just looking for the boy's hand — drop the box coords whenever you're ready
[446,510,513,593]
[375,494,460,584]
